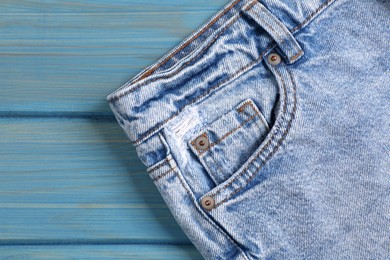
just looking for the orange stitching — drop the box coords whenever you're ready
[249,4,303,63]
[243,0,257,11]
[131,43,276,145]
[241,106,252,121]
[152,167,176,182]
[148,157,171,173]
[291,0,335,34]
[257,3,303,56]
[118,0,335,146]
[248,8,285,51]
[164,154,251,258]
[110,3,245,102]
[212,66,297,208]
[236,100,254,112]
[133,0,242,84]
[245,102,270,130]
[208,67,289,198]
[192,100,257,153]
[169,162,249,257]
[289,50,303,62]
[191,132,208,150]
[246,101,258,115]
[197,112,260,155]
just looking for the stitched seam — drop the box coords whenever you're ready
[244,101,260,117]
[258,3,302,55]
[110,6,246,102]
[118,0,334,146]
[148,157,172,173]
[192,100,257,153]
[291,0,335,34]
[247,101,271,130]
[248,108,265,131]
[248,8,285,53]
[241,100,270,132]
[190,132,208,150]
[207,65,290,199]
[195,112,260,155]
[132,0,242,84]
[131,0,331,143]
[240,109,253,119]
[152,167,176,182]
[213,67,297,208]
[243,0,257,11]
[169,165,250,260]
[236,99,255,112]
[132,43,277,145]
[290,50,303,62]
[249,6,302,63]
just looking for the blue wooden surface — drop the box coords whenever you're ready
[0,0,229,258]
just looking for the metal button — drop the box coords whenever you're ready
[201,196,215,210]
[194,135,209,150]
[267,53,281,66]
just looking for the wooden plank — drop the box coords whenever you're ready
[0,245,203,259]
[0,118,190,243]
[0,0,228,113]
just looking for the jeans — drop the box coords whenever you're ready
[106,0,390,259]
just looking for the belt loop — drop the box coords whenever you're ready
[242,0,304,64]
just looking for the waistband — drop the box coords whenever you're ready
[106,0,335,146]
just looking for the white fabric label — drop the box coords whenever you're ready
[169,106,202,142]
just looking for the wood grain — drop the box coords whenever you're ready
[1,245,202,259]
[0,118,191,243]
[1,0,228,114]
[0,0,231,257]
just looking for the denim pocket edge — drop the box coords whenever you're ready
[198,63,299,211]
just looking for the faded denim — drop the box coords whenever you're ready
[106,0,390,259]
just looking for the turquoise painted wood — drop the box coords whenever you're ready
[0,0,230,258]
[1,245,201,259]
[1,0,228,114]
[0,119,189,243]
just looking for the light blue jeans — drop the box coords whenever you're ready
[106,0,390,259]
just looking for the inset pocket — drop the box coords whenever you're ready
[188,98,270,185]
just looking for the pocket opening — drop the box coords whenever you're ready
[188,98,271,185]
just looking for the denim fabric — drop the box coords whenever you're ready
[106,0,390,259]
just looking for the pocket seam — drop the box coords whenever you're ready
[204,65,298,209]
[152,167,177,182]
[191,99,264,156]
[171,163,251,259]
[147,157,172,173]
[148,154,250,259]
[197,113,258,155]
[108,0,246,101]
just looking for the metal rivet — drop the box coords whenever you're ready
[267,53,281,65]
[201,196,215,210]
[194,135,209,150]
